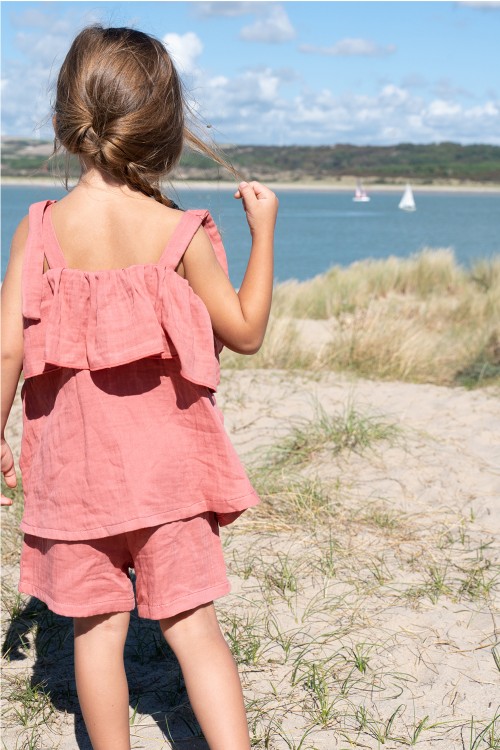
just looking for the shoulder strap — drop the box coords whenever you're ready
[158,209,229,276]
[42,201,68,269]
[157,210,208,269]
[22,201,52,320]
[201,211,229,277]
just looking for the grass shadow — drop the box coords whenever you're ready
[1,577,209,749]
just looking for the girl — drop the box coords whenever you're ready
[1,25,277,750]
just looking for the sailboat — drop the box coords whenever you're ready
[399,183,416,211]
[353,180,370,203]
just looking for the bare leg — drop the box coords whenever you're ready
[74,612,131,750]
[160,602,251,750]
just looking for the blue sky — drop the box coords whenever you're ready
[2,1,499,145]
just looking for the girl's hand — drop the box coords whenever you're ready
[1,438,16,506]
[234,181,278,238]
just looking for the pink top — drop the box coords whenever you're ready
[19,200,259,540]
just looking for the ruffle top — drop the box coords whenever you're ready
[22,200,226,390]
[19,200,259,540]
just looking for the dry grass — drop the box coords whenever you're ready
[222,249,500,387]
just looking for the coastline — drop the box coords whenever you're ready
[2,176,500,194]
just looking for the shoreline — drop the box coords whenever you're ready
[2,176,500,194]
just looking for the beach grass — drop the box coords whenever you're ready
[222,249,500,387]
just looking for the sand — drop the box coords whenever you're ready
[2,176,500,194]
[1,368,499,749]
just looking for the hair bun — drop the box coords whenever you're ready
[78,123,102,158]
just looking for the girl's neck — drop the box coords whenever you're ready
[75,167,151,202]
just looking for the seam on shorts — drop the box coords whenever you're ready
[19,580,135,611]
[142,580,231,612]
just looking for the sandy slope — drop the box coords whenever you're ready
[2,370,499,749]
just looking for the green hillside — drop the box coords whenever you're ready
[2,138,499,183]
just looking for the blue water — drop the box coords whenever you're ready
[2,184,499,285]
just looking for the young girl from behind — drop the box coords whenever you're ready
[1,25,278,750]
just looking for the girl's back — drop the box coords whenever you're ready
[47,187,186,274]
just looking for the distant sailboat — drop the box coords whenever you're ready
[399,183,416,211]
[353,180,370,202]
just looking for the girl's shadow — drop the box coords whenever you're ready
[2,573,210,749]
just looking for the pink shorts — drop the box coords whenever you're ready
[18,512,230,619]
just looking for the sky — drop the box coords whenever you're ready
[1,0,500,146]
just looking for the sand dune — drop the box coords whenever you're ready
[2,368,499,749]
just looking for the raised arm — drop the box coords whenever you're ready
[182,181,278,354]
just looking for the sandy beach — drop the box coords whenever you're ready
[2,362,499,749]
[3,175,500,194]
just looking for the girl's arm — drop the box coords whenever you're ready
[1,217,28,505]
[182,181,278,354]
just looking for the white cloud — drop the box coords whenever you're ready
[194,2,263,17]
[197,71,500,145]
[2,10,498,147]
[199,67,286,118]
[240,5,296,43]
[300,38,397,57]
[195,2,296,45]
[4,50,500,145]
[2,27,70,138]
[16,31,72,67]
[379,84,410,106]
[1,60,54,137]
[473,101,499,116]
[162,32,203,74]
[428,100,462,118]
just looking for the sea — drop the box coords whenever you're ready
[2,184,499,286]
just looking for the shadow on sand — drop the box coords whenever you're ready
[2,574,209,750]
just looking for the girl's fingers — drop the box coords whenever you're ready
[234,181,275,202]
[236,181,255,197]
[2,469,17,487]
[234,182,248,200]
[1,469,17,504]
[1,441,17,500]
[248,181,272,200]
[235,182,259,213]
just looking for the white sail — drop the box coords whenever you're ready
[399,183,416,211]
[353,179,370,202]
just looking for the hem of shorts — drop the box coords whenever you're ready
[19,491,260,540]
[18,580,135,618]
[138,580,231,620]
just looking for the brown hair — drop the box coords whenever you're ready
[53,25,236,206]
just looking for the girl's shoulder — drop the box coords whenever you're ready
[3,213,30,292]
[10,214,30,259]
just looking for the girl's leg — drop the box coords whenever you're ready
[160,602,251,750]
[74,611,131,750]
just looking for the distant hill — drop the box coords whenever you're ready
[2,138,500,184]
